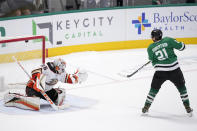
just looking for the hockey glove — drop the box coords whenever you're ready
[75,69,88,84]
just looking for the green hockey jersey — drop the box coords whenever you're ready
[147,37,185,71]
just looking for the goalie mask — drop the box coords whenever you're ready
[53,58,66,74]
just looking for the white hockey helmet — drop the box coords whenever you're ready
[53,58,66,74]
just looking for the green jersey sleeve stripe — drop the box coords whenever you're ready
[179,42,185,51]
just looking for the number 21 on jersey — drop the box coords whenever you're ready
[155,48,168,61]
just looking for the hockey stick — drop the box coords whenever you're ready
[119,61,151,78]
[8,82,26,85]
[127,61,151,77]
[12,56,61,111]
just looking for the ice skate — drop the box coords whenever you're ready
[142,106,149,114]
[186,107,193,117]
[142,103,151,115]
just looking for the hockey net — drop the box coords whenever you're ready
[0,36,46,98]
[0,35,46,64]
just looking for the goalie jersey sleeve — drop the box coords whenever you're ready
[147,37,185,71]
[41,63,80,91]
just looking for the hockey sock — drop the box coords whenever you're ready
[144,88,159,108]
[177,86,190,107]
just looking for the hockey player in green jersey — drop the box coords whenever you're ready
[142,29,193,116]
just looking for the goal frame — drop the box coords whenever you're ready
[0,35,46,64]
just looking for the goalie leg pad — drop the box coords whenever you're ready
[4,92,40,111]
[55,88,66,106]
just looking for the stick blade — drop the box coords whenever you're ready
[58,103,70,110]
[117,72,129,78]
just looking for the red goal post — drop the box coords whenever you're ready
[0,35,46,64]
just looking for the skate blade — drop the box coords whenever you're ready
[187,112,193,117]
[141,112,149,116]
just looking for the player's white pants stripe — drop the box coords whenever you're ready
[181,93,189,101]
[146,95,155,103]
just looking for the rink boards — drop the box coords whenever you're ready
[0,4,197,63]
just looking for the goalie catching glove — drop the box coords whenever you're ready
[64,68,88,84]
[74,69,88,84]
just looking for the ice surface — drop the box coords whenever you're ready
[0,45,197,131]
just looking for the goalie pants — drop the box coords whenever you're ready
[26,87,58,102]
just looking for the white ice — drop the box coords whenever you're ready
[0,45,197,131]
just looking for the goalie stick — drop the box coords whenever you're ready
[12,56,69,110]
[119,61,151,78]
[8,82,26,86]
